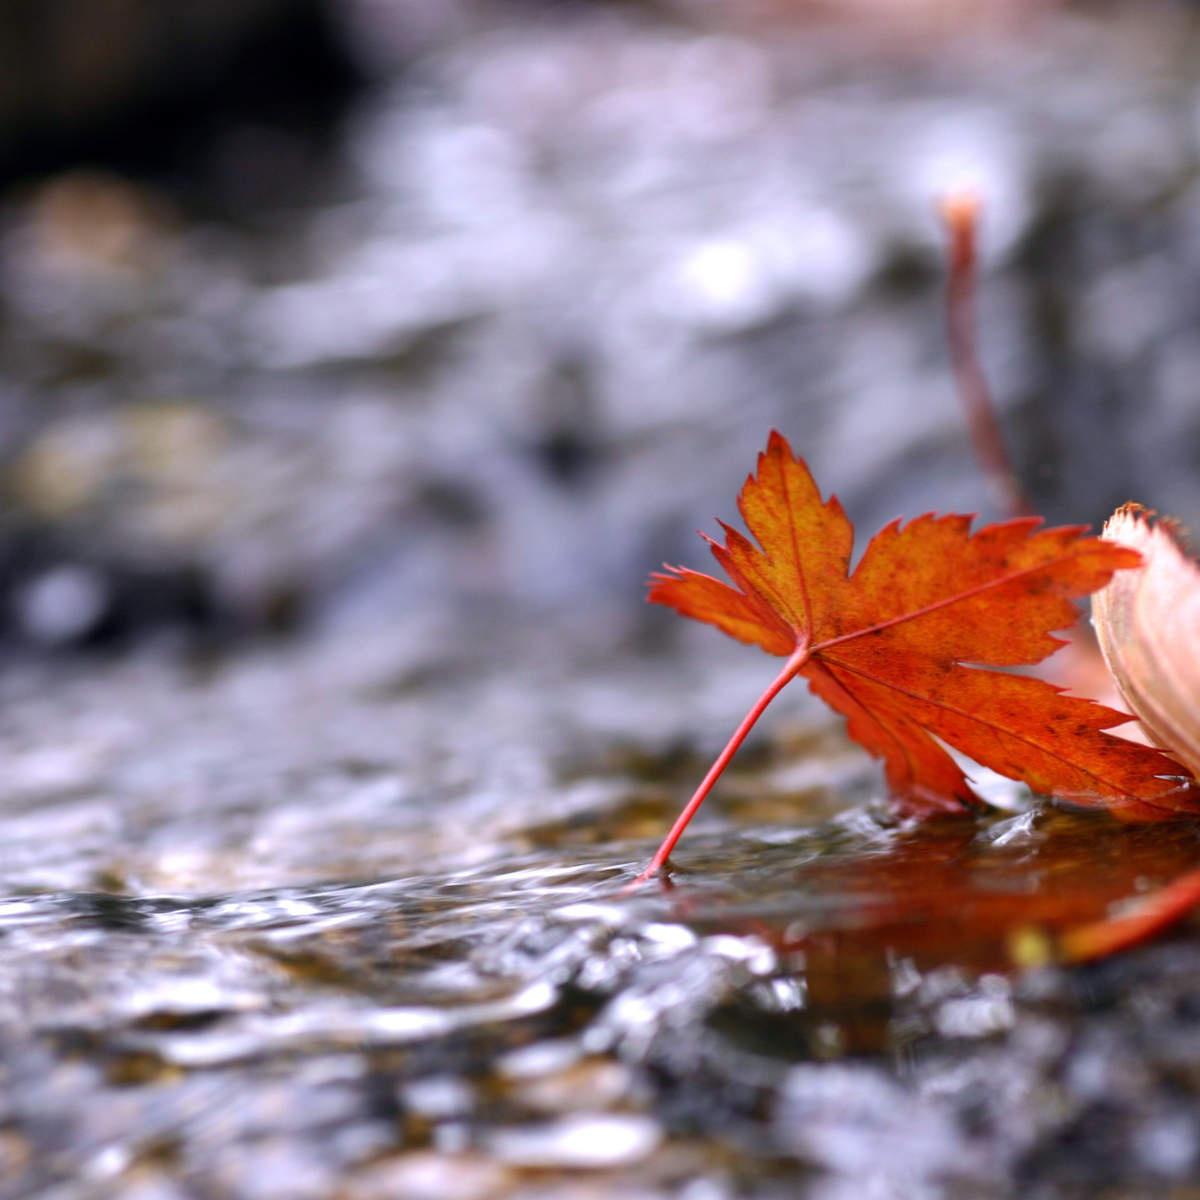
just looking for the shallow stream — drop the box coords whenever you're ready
[2,633,1200,1198]
[5,3,1200,1196]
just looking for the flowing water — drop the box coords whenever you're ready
[4,4,1200,1197]
[3,632,1200,1198]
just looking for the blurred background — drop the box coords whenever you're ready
[9,3,1200,1197]
[2,0,1198,657]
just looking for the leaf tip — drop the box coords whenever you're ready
[646,564,683,596]
[764,428,792,458]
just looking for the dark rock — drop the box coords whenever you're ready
[0,0,360,185]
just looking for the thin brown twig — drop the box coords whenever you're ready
[939,190,1031,518]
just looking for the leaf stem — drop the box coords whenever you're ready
[634,644,810,882]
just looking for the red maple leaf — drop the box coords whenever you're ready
[640,432,1193,878]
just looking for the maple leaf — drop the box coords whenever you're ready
[640,432,1193,878]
